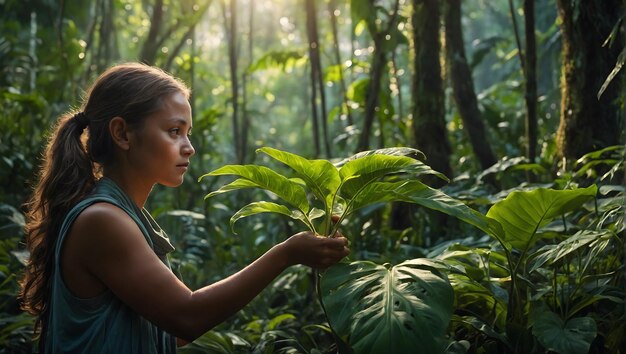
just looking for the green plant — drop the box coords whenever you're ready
[436,181,624,353]
[199,147,501,353]
[0,204,34,351]
[484,186,599,351]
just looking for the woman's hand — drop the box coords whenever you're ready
[281,231,350,269]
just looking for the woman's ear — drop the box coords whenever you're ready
[109,117,131,150]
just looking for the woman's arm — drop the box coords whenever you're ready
[67,202,349,342]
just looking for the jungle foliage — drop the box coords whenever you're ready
[197,146,623,354]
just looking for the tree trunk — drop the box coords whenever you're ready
[240,0,254,163]
[444,0,498,171]
[55,0,68,80]
[523,0,538,163]
[308,64,321,158]
[391,0,452,236]
[164,23,196,72]
[139,0,163,65]
[510,0,538,164]
[81,1,99,85]
[390,51,404,126]
[306,60,322,158]
[357,42,386,152]
[93,0,117,72]
[164,1,211,72]
[328,0,354,127]
[412,0,452,182]
[555,0,624,164]
[306,0,330,157]
[357,0,401,152]
[222,0,242,163]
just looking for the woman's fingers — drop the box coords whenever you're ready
[286,231,350,269]
[323,237,350,263]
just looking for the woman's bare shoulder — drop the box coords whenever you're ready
[73,202,141,237]
[77,201,132,221]
[62,202,146,297]
[69,201,151,255]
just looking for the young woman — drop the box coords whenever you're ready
[19,62,349,353]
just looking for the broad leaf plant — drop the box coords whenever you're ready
[199,147,603,353]
[199,147,493,353]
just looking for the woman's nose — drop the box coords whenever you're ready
[182,137,195,157]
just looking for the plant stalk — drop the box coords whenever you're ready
[314,269,352,353]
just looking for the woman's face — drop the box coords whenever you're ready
[127,91,195,187]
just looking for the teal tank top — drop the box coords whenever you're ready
[44,178,177,353]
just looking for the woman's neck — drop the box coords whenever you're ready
[102,170,153,208]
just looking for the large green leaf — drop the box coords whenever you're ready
[334,147,425,167]
[257,147,341,211]
[339,154,446,199]
[528,230,608,273]
[486,185,597,251]
[532,311,597,354]
[229,201,310,233]
[320,259,454,354]
[350,181,503,240]
[199,165,309,213]
[203,178,260,199]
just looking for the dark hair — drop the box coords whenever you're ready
[19,62,189,337]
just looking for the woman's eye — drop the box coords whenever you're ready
[169,128,180,135]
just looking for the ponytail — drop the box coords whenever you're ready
[20,111,96,336]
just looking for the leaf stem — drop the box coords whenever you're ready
[314,269,350,353]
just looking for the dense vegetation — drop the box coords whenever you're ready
[0,0,624,353]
